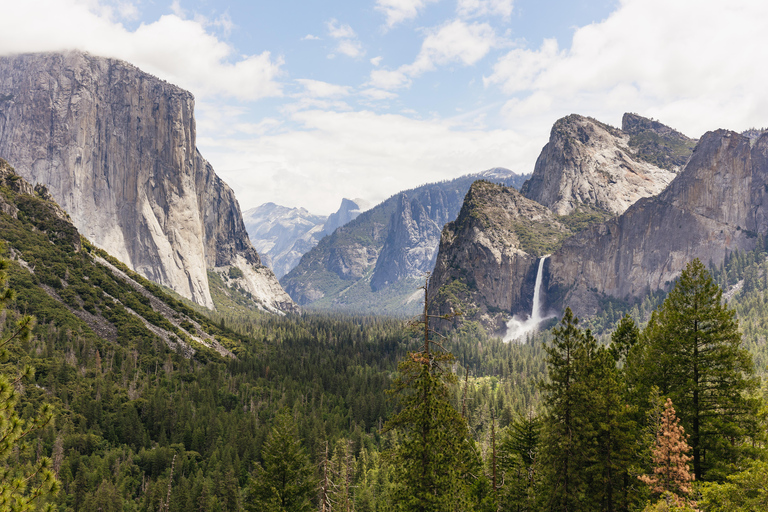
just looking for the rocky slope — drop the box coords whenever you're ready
[0,158,238,358]
[0,51,295,313]
[281,169,529,314]
[520,114,684,215]
[430,124,768,334]
[243,198,368,279]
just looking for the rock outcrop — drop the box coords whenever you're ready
[521,114,680,215]
[281,169,529,314]
[547,129,768,316]
[0,51,296,313]
[428,181,570,333]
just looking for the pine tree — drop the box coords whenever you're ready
[538,307,593,511]
[0,252,60,512]
[639,398,694,507]
[385,275,472,512]
[245,409,316,512]
[638,259,758,480]
[539,308,638,512]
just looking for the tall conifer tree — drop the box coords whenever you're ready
[385,275,473,512]
[637,259,758,481]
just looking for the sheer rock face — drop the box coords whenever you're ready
[548,129,768,316]
[370,193,443,291]
[521,114,678,215]
[0,51,296,313]
[428,181,569,333]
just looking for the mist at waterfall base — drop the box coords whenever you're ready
[503,256,555,343]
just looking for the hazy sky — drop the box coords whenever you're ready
[2,0,767,214]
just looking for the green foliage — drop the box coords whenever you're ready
[629,259,759,481]
[628,131,697,171]
[557,205,612,234]
[228,266,244,279]
[245,410,315,512]
[0,248,60,512]
[698,459,768,511]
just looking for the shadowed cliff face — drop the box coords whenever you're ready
[548,129,768,316]
[0,51,296,313]
[426,115,761,333]
[280,168,528,314]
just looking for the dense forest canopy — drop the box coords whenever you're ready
[1,167,768,510]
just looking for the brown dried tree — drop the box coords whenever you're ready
[639,398,694,500]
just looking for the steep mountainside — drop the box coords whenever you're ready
[429,181,570,332]
[427,114,707,333]
[520,114,684,215]
[0,51,295,313]
[281,169,529,314]
[547,129,768,316]
[0,158,246,359]
[244,198,368,279]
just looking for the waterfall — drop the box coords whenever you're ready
[503,256,552,342]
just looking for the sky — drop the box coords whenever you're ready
[1,0,768,215]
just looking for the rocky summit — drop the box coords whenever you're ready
[244,198,369,279]
[547,128,768,316]
[0,51,296,313]
[521,114,684,216]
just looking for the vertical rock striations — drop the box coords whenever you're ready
[0,51,296,313]
[280,169,529,314]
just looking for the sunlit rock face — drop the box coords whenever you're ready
[0,50,296,313]
[521,114,679,216]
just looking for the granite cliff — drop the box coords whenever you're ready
[0,51,295,313]
[429,114,702,333]
[521,114,685,215]
[547,129,768,316]
[429,181,570,332]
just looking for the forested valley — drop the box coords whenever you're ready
[2,171,768,511]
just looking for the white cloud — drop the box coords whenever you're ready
[371,20,499,89]
[457,0,513,19]
[370,56,383,66]
[0,0,284,101]
[335,40,365,58]
[201,109,535,214]
[302,34,321,41]
[376,0,440,29]
[485,0,768,138]
[360,88,399,100]
[326,19,365,59]
[326,19,357,39]
[296,79,353,98]
[369,69,411,89]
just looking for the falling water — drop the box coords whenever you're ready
[503,256,553,342]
